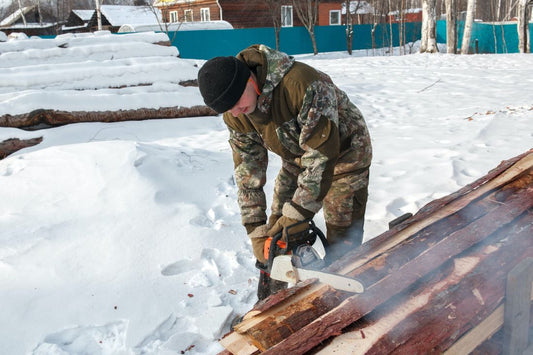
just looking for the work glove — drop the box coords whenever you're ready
[247,224,269,264]
[267,214,281,230]
[267,202,313,240]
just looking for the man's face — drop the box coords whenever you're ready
[228,78,258,117]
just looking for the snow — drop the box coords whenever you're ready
[0,33,532,355]
[118,21,234,33]
[98,5,162,26]
[0,31,197,115]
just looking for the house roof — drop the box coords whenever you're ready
[0,5,36,27]
[98,5,162,26]
[153,0,191,7]
[72,10,95,22]
[341,1,374,15]
[118,20,233,33]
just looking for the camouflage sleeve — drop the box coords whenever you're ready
[226,126,268,227]
[271,160,300,217]
[292,79,341,214]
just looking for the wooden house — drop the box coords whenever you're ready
[62,10,94,33]
[86,5,162,33]
[0,5,57,36]
[152,0,370,29]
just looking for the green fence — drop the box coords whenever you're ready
[38,20,531,58]
[171,20,532,59]
[436,20,532,54]
[170,22,422,59]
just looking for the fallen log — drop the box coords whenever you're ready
[219,149,533,354]
[0,106,217,129]
[0,137,43,159]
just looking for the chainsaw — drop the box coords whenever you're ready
[264,219,364,293]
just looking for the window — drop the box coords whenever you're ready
[330,10,341,25]
[200,8,210,21]
[184,9,193,22]
[281,5,293,27]
[169,11,178,23]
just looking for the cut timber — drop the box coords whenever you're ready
[0,106,216,129]
[219,149,533,354]
[0,137,42,159]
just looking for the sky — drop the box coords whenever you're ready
[0,31,532,355]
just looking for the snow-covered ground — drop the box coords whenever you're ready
[0,34,532,355]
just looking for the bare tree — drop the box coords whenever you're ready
[445,0,457,53]
[292,0,320,55]
[516,0,530,52]
[265,0,283,50]
[420,0,438,52]
[461,0,475,53]
[17,0,28,26]
[345,0,354,54]
[95,0,102,31]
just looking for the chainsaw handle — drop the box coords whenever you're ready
[266,219,328,273]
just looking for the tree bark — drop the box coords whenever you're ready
[292,0,320,55]
[517,0,530,53]
[461,0,476,54]
[446,0,457,53]
[0,137,43,159]
[0,106,216,129]
[420,0,438,53]
[263,187,533,354]
[322,215,532,354]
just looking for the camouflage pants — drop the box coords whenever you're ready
[322,167,369,262]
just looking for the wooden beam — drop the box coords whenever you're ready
[504,258,533,355]
[330,151,533,276]
[318,215,533,354]
[261,188,533,355]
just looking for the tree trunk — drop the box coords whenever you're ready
[446,0,457,53]
[420,0,438,53]
[346,0,353,55]
[0,137,43,159]
[292,0,319,55]
[461,0,476,54]
[517,0,529,53]
[95,0,102,31]
[0,106,216,129]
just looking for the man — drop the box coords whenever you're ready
[198,45,372,300]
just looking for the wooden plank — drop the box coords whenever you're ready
[444,305,505,355]
[244,285,349,351]
[319,215,533,354]
[445,285,533,355]
[218,332,259,355]
[333,152,533,276]
[261,188,533,355]
[504,258,533,355]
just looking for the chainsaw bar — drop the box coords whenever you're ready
[270,255,364,293]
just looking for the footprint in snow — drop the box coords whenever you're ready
[161,259,196,276]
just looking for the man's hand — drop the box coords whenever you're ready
[267,203,311,239]
[248,224,269,264]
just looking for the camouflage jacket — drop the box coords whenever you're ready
[223,45,372,229]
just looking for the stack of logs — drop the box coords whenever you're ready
[0,32,216,158]
[220,149,533,354]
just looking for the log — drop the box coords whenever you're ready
[263,188,533,355]
[0,137,43,159]
[328,214,533,354]
[219,150,533,354]
[329,149,533,276]
[0,106,217,129]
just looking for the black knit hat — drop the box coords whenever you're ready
[197,56,251,113]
